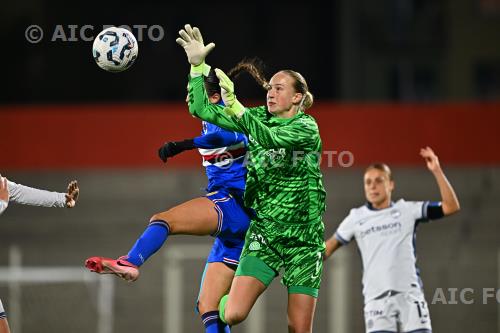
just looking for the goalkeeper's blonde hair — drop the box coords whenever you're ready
[226,60,314,111]
[280,70,314,110]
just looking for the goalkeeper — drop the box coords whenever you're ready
[177,25,327,333]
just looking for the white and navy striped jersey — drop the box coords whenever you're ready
[335,199,441,302]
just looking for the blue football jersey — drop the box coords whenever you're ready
[193,121,248,198]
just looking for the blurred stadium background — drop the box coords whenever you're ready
[0,1,499,332]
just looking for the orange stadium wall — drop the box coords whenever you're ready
[1,102,499,170]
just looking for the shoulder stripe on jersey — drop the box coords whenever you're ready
[334,232,350,245]
[422,201,430,219]
[203,147,247,164]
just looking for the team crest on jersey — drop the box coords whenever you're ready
[248,232,267,251]
[249,241,261,251]
[265,148,286,159]
[390,209,401,219]
[264,148,287,167]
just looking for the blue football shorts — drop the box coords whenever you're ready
[205,189,251,269]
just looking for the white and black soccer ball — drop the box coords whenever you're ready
[92,27,138,73]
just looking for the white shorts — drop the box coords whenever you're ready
[0,299,6,319]
[364,289,432,333]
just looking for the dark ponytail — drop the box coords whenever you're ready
[204,58,269,99]
[227,58,269,91]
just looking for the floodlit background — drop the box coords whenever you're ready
[1,1,499,332]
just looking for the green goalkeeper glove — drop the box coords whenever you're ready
[176,24,214,75]
[215,68,245,118]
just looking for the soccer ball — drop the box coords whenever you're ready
[92,27,138,72]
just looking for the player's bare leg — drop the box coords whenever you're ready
[198,262,235,332]
[151,197,218,235]
[220,276,266,325]
[86,197,218,280]
[287,293,317,333]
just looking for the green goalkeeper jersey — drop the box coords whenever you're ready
[188,75,326,225]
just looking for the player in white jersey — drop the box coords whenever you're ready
[0,175,79,333]
[0,299,8,333]
[324,147,460,333]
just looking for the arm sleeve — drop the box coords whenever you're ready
[236,111,319,150]
[193,130,246,149]
[187,75,243,133]
[426,201,445,220]
[7,180,66,208]
[334,212,355,245]
[0,299,5,318]
[0,200,7,215]
[411,200,445,223]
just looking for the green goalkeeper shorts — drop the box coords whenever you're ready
[235,217,325,298]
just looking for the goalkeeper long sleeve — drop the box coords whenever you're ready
[188,75,242,132]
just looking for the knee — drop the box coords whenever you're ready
[197,298,218,315]
[287,322,312,333]
[150,210,172,224]
[149,212,174,233]
[287,327,312,333]
[224,307,248,326]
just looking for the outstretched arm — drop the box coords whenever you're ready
[231,108,318,150]
[324,235,343,261]
[6,179,79,209]
[420,147,460,215]
[187,76,243,132]
[194,130,246,149]
[0,176,9,215]
[0,318,11,333]
[176,24,244,132]
[158,139,196,163]
[65,180,79,208]
[158,131,246,163]
[0,299,11,333]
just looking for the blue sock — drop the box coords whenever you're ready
[201,311,230,333]
[126,220,170,266]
